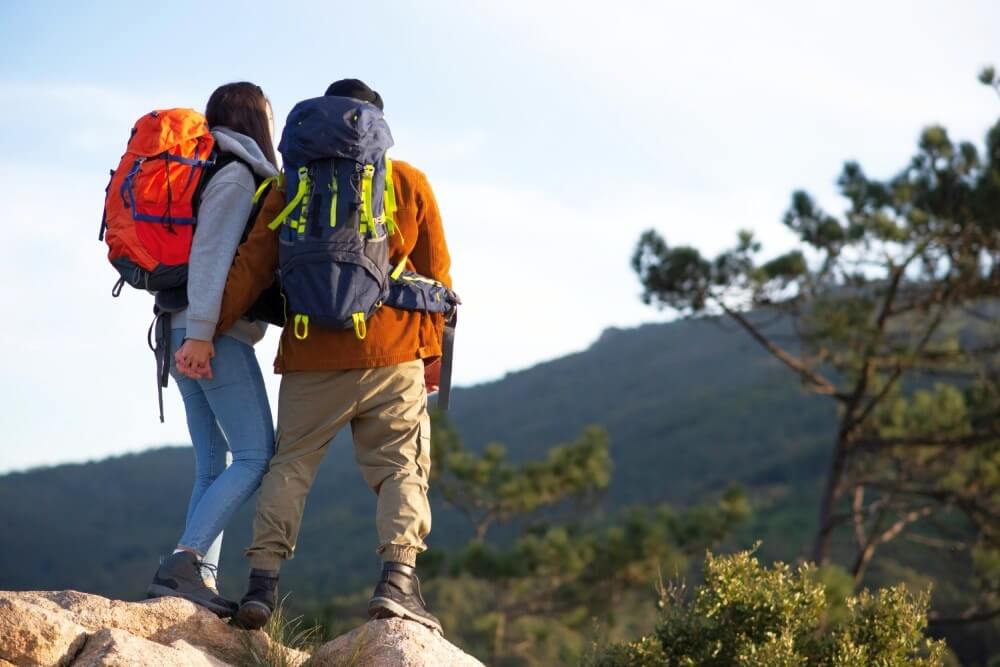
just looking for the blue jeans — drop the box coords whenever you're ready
[169,329,274,571]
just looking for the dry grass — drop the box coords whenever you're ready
[237,596,321,667]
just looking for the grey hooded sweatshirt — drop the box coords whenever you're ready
[171,126,278,345]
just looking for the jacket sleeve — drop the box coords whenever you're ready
[215,186,283,335]
[184,163,255,341]
[409,170,452,288]
[408,170,452,358]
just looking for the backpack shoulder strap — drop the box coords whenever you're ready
[197,151,252,197]
[192,150,266,232]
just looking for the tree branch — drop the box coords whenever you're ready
[854,481,1000,525]
[852,486,866,549]
[929,606,1000,625]
[844,260,931,433]
[716,301,845,399]
[854,430,1000,451]
[852,503,934,583]
[875,505,935,546]
[904,533,968,551]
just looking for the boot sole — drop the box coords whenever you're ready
[368,596,443,634]
[146,584,235,618]
[232,601,272,631]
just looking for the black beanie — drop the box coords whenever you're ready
[324,78,384,110]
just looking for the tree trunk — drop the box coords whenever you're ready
[812,436,849,564]
[474,516,493,543]
[491,609,506,666]
[850,530,880,584]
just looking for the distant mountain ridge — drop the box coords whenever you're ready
[0,316,832,607]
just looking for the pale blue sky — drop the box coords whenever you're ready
[1,0,998,471]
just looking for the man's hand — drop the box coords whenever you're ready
[175,339,215,380]
[424,357,441,394]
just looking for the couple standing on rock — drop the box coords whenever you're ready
[102,79,455,634]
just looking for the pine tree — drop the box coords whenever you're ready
[632,71,1000,625]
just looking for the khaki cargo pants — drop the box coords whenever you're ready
[246,360,431,570]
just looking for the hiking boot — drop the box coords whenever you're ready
[232,568,279,630]
[368,562,443,634]
[147,551,238,617]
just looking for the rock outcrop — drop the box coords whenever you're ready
[72,629,231,667]
[0,590,483,667]
[305,618,484,667]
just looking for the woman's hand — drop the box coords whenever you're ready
[424,357,441,394]
[175,339,215,380]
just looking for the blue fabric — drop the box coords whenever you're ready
[280,247,387,329]
[168,329,275,564]
[278,95,393,166]
[275,96,395,330]
[163,153,213,167]
[274,95,459,330]
[132,213,196,224]
[120,158,143,210]
[385,272,460,315]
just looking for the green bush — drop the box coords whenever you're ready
[589,549,945,667]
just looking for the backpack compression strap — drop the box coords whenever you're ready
[147,308,173,423]
[268,167,311,231]
[253,175,280,205]
[384,159,399,238]
[268,162,400,238]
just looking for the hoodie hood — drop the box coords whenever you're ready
[211,126,278,179]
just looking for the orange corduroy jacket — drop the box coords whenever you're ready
[216,160,452,373]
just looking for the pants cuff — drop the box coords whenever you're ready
[380,545,419,567]
[247,552,283,572]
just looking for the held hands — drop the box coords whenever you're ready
[175,339,215,380]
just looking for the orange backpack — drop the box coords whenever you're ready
[100,109,215,294]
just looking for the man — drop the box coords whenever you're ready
[206,79,450,633]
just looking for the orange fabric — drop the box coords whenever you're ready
[128,108,212,156]
[216,160,452,373]
[103,109,214,270]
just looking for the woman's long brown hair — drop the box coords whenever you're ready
[205,82,278,167]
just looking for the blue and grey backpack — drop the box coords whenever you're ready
[266,95,459,341]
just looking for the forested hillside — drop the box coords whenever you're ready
[3,314,996,662]
[0,315,829,599]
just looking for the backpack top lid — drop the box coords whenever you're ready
[127,108,212,157]
[278,96,393,167]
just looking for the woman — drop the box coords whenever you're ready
[145,82,278,617]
